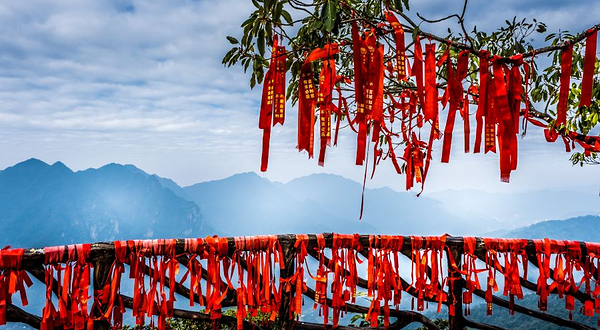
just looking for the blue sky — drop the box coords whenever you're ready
[0,0,598,194]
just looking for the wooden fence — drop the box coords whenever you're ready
[2,234,600,330]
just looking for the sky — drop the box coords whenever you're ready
[0,0,598,194]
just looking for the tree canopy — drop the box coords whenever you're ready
[223,0,600,192]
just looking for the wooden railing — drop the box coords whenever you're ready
[2,234,600,330]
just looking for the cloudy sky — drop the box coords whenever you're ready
[0,0,598,194]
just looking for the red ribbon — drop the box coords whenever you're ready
[385,11,406,81]
[424,43,438,123]
[410,236,447,313]
[0,248,32,327]
[557,43,574,127]
[412,35,425,112]
[580,30,598,108]
[317,59,336,166]
[367,235,403,327]
[298,63,316,158]
[259,37,287,172]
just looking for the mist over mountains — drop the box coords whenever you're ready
[0,158,599,249]
[0,158,206,248]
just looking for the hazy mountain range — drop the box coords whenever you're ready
[0,158,599,250]
[1,158,599,330]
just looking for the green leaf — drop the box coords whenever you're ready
[402,0,410,10]
[281,10,293,25]
[257,29,266,56]
[393,0,403,12]
[323,0,337,32]
[226,36,239,44]
[536,24,547,33]
[264,0,274,10]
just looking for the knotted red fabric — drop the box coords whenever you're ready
[483,238,528,315]
[410,236,447,312]
[42,246,66,330]
[461,237,482,316]
[311,234,329,325]
[231,235,285,329]
[44,244,92,330]
[367,235,403,328]
[284,234,309,320]
[328,234,363,327]
[0,248,32,327]
[441,50,469,163]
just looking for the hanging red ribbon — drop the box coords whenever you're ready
[317,59,336,166]
[259,37,287,172]
[424,43,438,123]
[474,51,489,153]
[298,63,316,158]
[580,30,598,108]
[441,51,469,163]
[410,236,447,312]
[0,248,32,327]
[412,35,426,111]
[557,43,574,127]
[367,235,403,328]
[385,11,407,81]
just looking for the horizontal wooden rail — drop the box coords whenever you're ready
[2,233,599,330]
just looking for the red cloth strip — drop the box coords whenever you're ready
[580,30,598,108]
[556,44,574,126]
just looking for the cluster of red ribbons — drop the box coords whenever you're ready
[367,235,403,327]
[410,236,448,312]
[0,247,32,326]
[483,238,528,315]
[42,244,92,330]
[259,36,287,172]
[232,235,285,329]
[534,239,600,322]
[527,29,600,155]
[257,13,600,190]
[9,235,600,329]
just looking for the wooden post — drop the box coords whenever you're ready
[92,252,114,330]
[279,235,296,330]
[448,244,464,330]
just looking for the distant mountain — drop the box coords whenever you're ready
[504,215,600,242]
[419,292,598,330]
[425,189,600,233]
[0,159,207,248]
[171,172,475,236]
[2,158,599,250]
